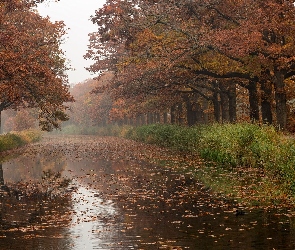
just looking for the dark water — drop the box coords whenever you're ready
[0,136,295,249]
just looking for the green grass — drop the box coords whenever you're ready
[125,123,295,203]
[0,129,42,153]
[50,124,132,137]
[46,122,295,204]
[125,124,203,152]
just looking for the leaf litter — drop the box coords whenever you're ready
[0,135,295,249]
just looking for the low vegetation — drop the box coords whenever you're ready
[50,123,295,205]
[125,123,295,205]
[0,130,42,153]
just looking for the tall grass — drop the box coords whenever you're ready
[0,130,42,153]
[126,123,295,197]
[126,124,203,152]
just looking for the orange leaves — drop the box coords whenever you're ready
[67,76,114,126]
[0,0,73,131]
[85,0,295,128]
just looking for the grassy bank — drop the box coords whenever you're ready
[125,123,295,206]
[0,130,42,153]
[55,123,295,205]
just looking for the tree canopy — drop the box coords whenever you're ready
[84,0,295,130]
[0,0,73,131]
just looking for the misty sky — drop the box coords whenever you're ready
[37,0,106,84]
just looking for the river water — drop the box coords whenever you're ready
[0,135,295,249]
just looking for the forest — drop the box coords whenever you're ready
[76,0,295,132]
[3,0,295,133]
[3,1,295,247]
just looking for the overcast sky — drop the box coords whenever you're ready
[37,0,106,84]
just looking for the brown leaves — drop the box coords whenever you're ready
[1,135,295,248]
[0,0,73,131]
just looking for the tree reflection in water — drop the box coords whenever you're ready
[0,155,74,249]
[1,136,295,250]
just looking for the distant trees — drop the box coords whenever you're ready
[84,0,295,130]
[66,73,113,128]
[2,109,37,132]
[0,0,73,131]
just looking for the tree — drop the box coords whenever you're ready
[86,0,295,129]
[66,73,114,128]
[0,0,73,131]
[198,0,295,129]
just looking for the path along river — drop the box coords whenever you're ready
[0,135,295,249]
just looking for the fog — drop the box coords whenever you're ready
[37,0,106,84]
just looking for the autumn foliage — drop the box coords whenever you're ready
[65,72,113,129]
[0,0,73,131]
[84,0,295,131]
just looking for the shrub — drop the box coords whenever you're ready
[0,129,42,152]
[198,123,281,167]
[50,124,133,137]
[125,124,203,152]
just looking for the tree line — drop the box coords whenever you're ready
[81,0,295,131]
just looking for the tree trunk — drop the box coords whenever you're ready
[184,96,196,126]
[147,113,154,124]
[260,80,273,124]
[155,113,160,123]
[228,82,237,123]
[178,104,184,125]
[248,80,260,122]
[203,99,209,123]
[163,112,168,124]
[274,70,287,130]
[195,103,204,124]
[135,116,141,126]
[171,105,176,124]
[220,85,230,123]
[0,164,3,185]
[212,91,220,122]
[141,114,146,125]
[0,110,2,134]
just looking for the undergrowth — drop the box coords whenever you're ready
[50,124,132,137]
[52,122,295,204]
[0,129,42,153]
[125,123,295,203]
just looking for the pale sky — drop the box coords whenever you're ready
[37,0,106,84]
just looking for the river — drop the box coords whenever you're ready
[0,135,294,249]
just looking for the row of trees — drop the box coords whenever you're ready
[83,0,295,130]
[0,0,73,132]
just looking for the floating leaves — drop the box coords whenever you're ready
[0,135,295,249]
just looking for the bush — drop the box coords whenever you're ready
[198,123,281,167]
[0,129,42,152]
[125,124,203,152]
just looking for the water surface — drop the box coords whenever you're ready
[0,136,294,249]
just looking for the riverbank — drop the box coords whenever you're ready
[51,123,295,207]
[0,130,42,160]
[126,123,295,205]
[125,123,295,207]
[2,135,293,249]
